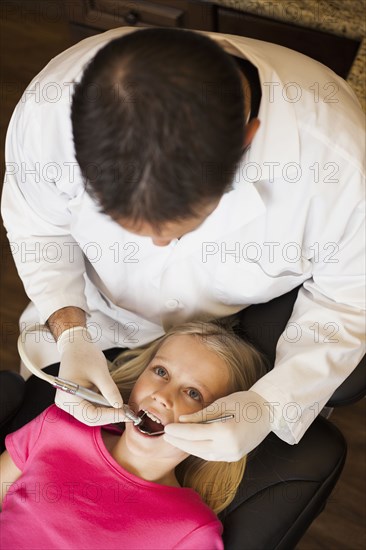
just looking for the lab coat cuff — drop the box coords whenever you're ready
[250,378,321,445]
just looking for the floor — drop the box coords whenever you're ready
[0,1,365,548]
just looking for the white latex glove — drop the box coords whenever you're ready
[163,390,272,461]
[55,327,125,426]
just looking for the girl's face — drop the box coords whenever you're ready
[125,334,231,460]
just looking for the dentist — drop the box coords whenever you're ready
[2,27,365,461]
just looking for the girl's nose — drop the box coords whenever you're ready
[151,388,173,408]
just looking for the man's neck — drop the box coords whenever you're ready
[239,71,252,123]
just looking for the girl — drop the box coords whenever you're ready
[0,322,266,549]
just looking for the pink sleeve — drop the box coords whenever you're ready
[5,407,52,470]
[173,522,224,550]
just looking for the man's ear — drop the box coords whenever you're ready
[243,118,260,150]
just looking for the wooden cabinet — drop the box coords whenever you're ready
[67,1,360,79]
[68,0,214,40]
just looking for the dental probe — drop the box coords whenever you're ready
[201,414,235,423]
[17,324,142,425]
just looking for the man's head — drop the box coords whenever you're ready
[71,28,249,240]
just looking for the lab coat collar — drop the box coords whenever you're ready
[205,33,301,181]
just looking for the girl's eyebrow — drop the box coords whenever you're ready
[153,354,214,400]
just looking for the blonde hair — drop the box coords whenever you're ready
[110,321,266,514]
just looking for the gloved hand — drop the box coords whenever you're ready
[55,326,125,426]
[163,390,272,461]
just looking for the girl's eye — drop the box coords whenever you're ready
[154,366,167,378]
[187,388,202,401]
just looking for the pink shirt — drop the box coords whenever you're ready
[1,406,223,549]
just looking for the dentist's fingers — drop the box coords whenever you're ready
[163,427,246,462]
[164,421,221,440]
[164,391,272,461]
[57,327,124,423]
[178,408,234,424]
[55,391,133,426]
[93,374,124,409]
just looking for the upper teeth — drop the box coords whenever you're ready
[142,409,162,424]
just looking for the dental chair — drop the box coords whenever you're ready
[1,286,365,549]
[219,287,365,549]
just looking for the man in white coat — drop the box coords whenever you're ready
[2,27,365,461]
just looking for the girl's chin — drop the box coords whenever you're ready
[125,423,188,460]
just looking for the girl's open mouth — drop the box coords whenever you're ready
[134,409,166,436]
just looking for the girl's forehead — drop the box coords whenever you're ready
[155,333,208,358]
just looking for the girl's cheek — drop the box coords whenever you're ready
[176,402,202,420]
[129,381,154,409]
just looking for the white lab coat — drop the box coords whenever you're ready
[2,27,365,444]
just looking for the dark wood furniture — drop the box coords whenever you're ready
[67,1,361,78]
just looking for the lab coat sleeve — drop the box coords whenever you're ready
[250,190,365,444]
[1,97,89,324]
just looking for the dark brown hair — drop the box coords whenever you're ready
[71,28,245,227]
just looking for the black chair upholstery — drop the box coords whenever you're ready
[219,418,346,549]
[327,354,366,407]
[0,371,25,453]
[218,286,364,548]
